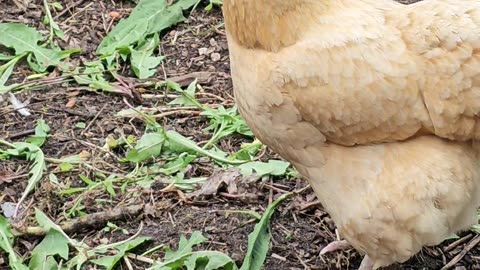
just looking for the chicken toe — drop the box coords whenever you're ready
[321,240,374,269]
[319,240,351,255]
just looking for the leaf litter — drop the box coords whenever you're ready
[0,0,479,269]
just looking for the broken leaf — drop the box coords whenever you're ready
[127,132,165,162]
[0,23,78,72]
[191,169,240,197]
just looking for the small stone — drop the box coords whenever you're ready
[1,202,17,218]
[198,47,208,55]
[211,52,221,62]
[209,38,218,47]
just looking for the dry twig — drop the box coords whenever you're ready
[14,204,144,237]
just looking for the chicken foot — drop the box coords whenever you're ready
[320,240,374,270]
[320,239,351,254]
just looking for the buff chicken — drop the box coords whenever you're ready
[223,0,480,269]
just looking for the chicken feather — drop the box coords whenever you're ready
[224,0,480,268]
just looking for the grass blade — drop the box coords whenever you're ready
[0,215,29,270]
[240,193,292,270]
[13,143,46,217]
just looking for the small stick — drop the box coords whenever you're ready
[127,253,157,265]
[124,256,134,270]
[441,235,480,270]
[444,234,473,252]
[6,129,35,139]
[14,204,143,237]
[299,200,322,211]
[295,252,310,270]
[152,110,200,119]
[293,184,312,195]
[54,0,87,19]
[263,183,290,194]
[82,103,107,134]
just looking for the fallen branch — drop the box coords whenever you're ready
[13,204,144,237]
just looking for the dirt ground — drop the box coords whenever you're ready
[1,0,480,269]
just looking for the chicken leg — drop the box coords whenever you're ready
[358,255,374,270]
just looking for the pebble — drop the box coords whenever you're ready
[211,52,221,62]
[198,47,208,55]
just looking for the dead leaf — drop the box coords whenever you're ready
[190,169,241,197]
[65,98,77,108]
[68,90,80,97]
[144,203,157,218]
[79,150,91,159]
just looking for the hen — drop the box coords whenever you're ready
[223,0,480,269]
